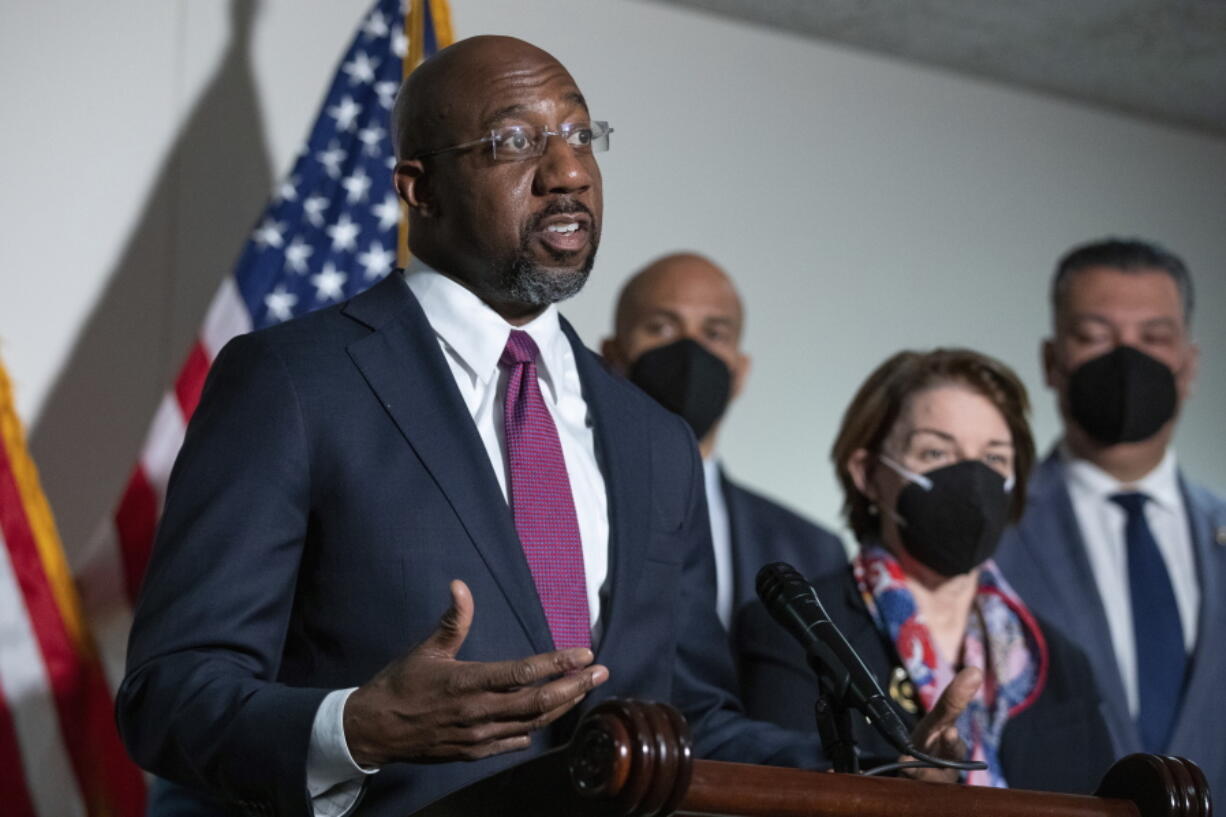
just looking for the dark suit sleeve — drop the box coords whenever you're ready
[665,417,821,767]
[116,333,326,817]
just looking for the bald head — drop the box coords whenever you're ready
[394,35,579,159]
[603,252,750,454]
[390,35,603,324]
[613,253,744,341]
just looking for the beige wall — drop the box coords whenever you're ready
[3,0,1224,559]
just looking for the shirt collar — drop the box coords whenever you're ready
[403,260,570,400]
[1060,442,1181,511]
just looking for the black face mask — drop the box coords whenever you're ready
[882,458,1012,577]
[628,339,732,441]
[1066,345,1178,445]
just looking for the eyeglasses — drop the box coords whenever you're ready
[413,121,613,162]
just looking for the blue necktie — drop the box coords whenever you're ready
[1110,491,1186,753]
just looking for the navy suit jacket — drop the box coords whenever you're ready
[719,474,847,650]
[735,567,1116,794]
[995,452,1226,796]
[117,275,813,817]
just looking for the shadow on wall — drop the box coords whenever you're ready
[30,0,273,563]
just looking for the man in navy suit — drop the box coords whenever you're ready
[996,238,1226,794]
[119,36,973,817]
[600,253,846,649]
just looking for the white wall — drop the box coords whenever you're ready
[2,0,1224,559]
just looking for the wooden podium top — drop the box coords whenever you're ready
[410,700,1211,817]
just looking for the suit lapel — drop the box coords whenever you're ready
[560,319,652,659]
[1022,454,1138,749]
[342,277,554,654]
[1168,476,1226,750]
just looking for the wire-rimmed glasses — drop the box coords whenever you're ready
[413,121,613,162]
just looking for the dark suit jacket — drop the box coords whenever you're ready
[720,473,847,656]
[995,452,1226,795]
[736,567,1116,794]
[117,275,813,817]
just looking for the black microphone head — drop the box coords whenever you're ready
[755,561,807,610]
[756,561,914,756]
[756,562,830,648]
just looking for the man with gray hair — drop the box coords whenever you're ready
[997,238,1226,793]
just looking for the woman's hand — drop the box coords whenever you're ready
[900,666,983,783]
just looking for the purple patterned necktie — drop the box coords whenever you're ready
[500,330,591,650]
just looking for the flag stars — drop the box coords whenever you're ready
[375,80,398,110]
[359,240,396,280]
[254,218,286,249]
[343,51,380,85]
[316,141,348,179]
[372,193,401,232]
[328,95,360,131]
[284,237,314,273]
[327,214,361,252]
[362,10,389,39]
[311,262,348,301]
[392,27,408,59]
[358,124,386,156]
[328,96,363,132]
[265,286,299,322]
[303,195,329,228]
[275,175,300,203]
[342,166,372,203]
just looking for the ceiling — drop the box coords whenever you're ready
[654,0,1226,138]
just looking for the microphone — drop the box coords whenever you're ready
[756,562,987,776]
[756,562,912,755]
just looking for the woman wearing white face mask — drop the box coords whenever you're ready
[737,348,1114,792]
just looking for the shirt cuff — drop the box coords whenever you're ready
[306,688,378,817]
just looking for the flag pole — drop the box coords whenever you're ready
[396,0,421,268]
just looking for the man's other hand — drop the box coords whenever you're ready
[343,579,608,767]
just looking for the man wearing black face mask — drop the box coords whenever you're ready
[996,238,1226,794]
[601,253,847,648]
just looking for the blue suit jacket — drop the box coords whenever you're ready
[995,452,1226,794]
[117,275,813,817]
[720,474,847,650]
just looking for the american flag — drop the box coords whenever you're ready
[0,356,145,817]
[79,0,454,696]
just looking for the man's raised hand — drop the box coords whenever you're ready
[343,580,608,767]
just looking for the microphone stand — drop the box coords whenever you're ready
[806,653,860,774]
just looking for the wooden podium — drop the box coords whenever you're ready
[409,700,1211,817]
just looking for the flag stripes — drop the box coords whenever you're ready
[1,359,146,816]
[0,683,40,817]
[0,530,71,817]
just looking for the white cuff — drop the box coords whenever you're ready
[306,688,378,817]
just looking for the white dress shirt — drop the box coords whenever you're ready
[305,262,610,815]
[703,458,734,630]
[1062,446,1199,717]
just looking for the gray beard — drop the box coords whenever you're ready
[495,243,596,307]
